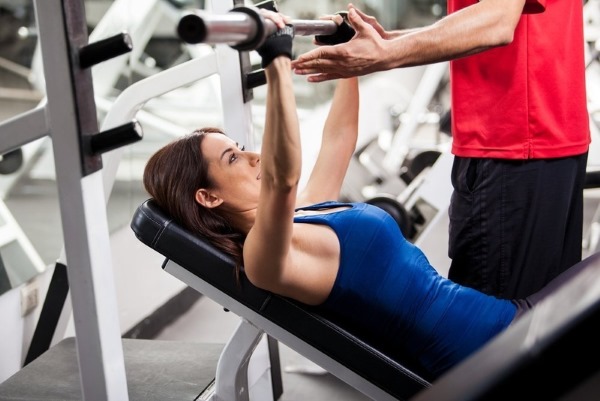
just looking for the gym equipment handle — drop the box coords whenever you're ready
[89,120,143,155]
[79,32,133,69]
[178,8,338,48]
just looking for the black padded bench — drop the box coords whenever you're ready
[131,198,600,401]
[130,198,431,400]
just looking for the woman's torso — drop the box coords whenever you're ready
[293,201,517,378]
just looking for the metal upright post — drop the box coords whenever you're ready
[33,0,129,399]
[212,0,256,150]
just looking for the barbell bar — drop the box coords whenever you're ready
[177,6,339,50]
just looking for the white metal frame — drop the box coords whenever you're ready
[0,1,235,399]
[0,0,132,399]
[381,61,449,174]
[0,0,272,398]
[164,259,400,401]
[82,1,268,399]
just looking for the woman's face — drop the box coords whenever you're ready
[200,132,261,212]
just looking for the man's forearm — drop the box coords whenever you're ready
[380,0,525,68]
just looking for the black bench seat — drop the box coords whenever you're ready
[130,198,431,400]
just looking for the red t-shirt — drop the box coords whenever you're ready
[448,0,590,159]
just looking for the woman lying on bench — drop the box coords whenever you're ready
[142,10,587,379]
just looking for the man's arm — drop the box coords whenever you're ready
[291,0,527,82]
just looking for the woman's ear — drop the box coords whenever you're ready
[195,188,223,209]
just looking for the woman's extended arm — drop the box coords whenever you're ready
[244,57,338,305]
[291,0,527,82]
[297,76,359,206]
[244,56,301,291]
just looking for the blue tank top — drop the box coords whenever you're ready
[293,201,516,378]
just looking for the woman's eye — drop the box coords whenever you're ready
[229,144,245,163]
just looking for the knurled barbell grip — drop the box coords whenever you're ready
[289,20,338,37]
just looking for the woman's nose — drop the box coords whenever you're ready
[247,151,260,165]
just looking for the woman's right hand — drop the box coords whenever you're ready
[256,9,294,68]
[257,8,292,29]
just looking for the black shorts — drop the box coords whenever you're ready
[447,153,588,299]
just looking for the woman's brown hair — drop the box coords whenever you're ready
[143,128,246,278]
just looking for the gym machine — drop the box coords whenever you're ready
[0,1,361,400]
[6,2,600,400]
[0,0,140,399]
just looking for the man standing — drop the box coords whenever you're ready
[292,0,590,298]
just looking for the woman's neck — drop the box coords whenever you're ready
[222,208,256,235]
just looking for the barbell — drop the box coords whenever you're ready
[177,6,349,50]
